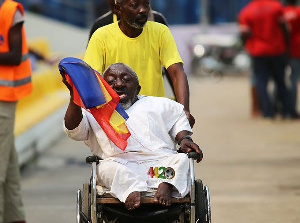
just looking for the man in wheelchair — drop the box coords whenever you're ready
[62,62,203,212]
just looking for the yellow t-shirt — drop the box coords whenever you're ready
[84,21,183,97]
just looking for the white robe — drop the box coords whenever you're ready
[64,96,193,202]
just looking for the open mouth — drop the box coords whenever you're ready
[119,93,126,100]
[116,91,127,100]
[138,18,147,23]
[136,15,148,23]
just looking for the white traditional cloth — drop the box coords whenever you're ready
[64,96,193,202]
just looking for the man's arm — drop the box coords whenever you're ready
[61,74,83,130]
[237,12,251,46]
[238,20,251,46]
[64,98,83,130]
[0,22,23,65]
[279,17,290,54]
[239,29,251,46]
[167,63,195,127]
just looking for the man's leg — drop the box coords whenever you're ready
[0,101,26,222]
[153,182,173,206]
[97,160,147,204]
[124,191,141,210]
[252,57,273,118]
[270,55,291,118]
[4,147,26,222]
[289,58,300,116]
[146,153,190,198]
[143,153,190,206]
[0,102,9,223]
[250,73,261,117]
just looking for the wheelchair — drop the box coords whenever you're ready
[76,152,211,223]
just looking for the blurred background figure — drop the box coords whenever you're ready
[284,0,300,118]
[238,0,292,120]
[0,0,32,222]
[28,47,60,71]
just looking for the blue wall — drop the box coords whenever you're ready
[151,0,251,25]
[17,0,252,27]
[209,0,250,24]
[151,0,200,24]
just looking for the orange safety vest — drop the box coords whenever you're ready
[0,0,32,102]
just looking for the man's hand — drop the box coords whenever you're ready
[180,138,203,163]
[60,69,74,96]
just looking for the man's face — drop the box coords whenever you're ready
[119,0,150,29]
[103,64,141,109]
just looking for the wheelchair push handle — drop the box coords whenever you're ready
[188,151,201,160]
[85,155,102,164]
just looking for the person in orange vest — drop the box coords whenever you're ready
[0,0,32,222]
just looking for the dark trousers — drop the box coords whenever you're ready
[252,55,291,118]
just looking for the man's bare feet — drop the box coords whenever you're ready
[125,191,141,210]
[153,182,173,206]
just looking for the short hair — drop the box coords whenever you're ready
[104,63,139,83]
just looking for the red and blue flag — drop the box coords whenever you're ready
[58,57,130,150]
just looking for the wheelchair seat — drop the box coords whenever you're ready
[96,185,191,204]
[76,153,211,223]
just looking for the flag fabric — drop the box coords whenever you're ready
[58,57,130,150]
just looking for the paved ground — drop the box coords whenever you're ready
[20,12,300,223]
[189,75,300,223]
[20,74,300,223]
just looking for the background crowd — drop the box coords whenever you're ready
[238,0,300,120]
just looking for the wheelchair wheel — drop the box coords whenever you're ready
[204,185,211,223]
[82,183,91,221]
[76,183,91,223]
[195,179,211,223]
[76,189,82,223]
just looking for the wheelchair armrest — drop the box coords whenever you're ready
[187,152,201,160]
[86,155,102,164]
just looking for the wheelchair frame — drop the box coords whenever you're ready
[76,152,211,223]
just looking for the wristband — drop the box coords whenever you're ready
[178,135,193,145]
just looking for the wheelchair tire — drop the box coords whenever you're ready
[204,185,211,223]
[76,190,82,223]
[82,183,91,222]
[195,179,207,223]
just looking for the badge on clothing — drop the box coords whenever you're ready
[147,167,175,179]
